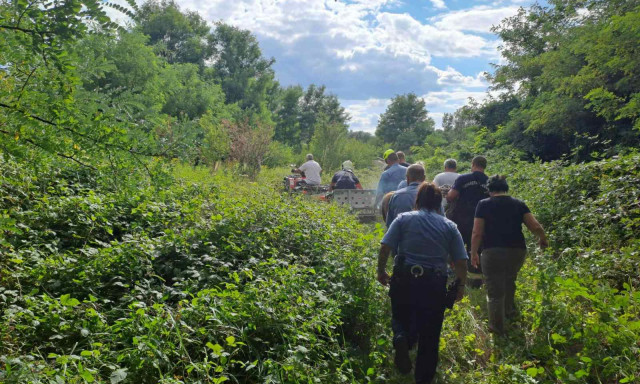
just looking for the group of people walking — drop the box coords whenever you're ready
[375,151,548,384]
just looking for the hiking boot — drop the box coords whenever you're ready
[393,336,412,374]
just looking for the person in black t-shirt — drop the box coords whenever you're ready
[470,175,548,334]
[330,160,363,191]
[446,155,489,287]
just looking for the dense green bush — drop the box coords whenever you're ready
[0,157,387,383]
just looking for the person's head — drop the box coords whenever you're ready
[406,164,426,184]
[487,174,509,195]
[471,155,487,172]
[396,151,406,162]
[306,154,314,161]
[385,152,399,165]
[444,158,457,172]
[383,149,395,161]
[342,160,354,172]
[415,182,442,211]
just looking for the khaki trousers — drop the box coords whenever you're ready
[481,247,526,334]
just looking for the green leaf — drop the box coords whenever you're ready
[110,368,127,384]
[527,367,539,378]
[60,294,80,307]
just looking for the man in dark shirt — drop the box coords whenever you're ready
[330,160,363,191]
[397,151,411,167]
[446,155,489,287]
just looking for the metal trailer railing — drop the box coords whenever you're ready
[332,189,378,222]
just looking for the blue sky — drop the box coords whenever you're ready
[167,0,539,132]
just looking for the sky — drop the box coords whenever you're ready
[158,0,540,132]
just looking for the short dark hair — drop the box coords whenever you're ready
[415,182,442,211]
[406,164,426,183]
[386,152,399,163]
[444,158,457,170]
[472,155,487,169]
[396,151,406,160]
[487,175,509,192]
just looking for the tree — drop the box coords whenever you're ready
[309,114,349,170]
[209,23,275,108]
[375,93,435,151]
[489,0,640,160]
[299,84,349,146]
[348,131,374,143]
[160,63,226,119]
[137,0,212,65]
[273,86,304,147]
[224,117,274,178]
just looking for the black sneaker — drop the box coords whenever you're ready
[393,337,412,374]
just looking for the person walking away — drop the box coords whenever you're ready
[433,158,459,213]
[470,175,548,334]
[386,164,425,227]
[377,183,468,383]
[383,149,395,171]
[330,160,363,191]
[397,151,411,167]
[294,154,322,186]
[375,151,407,208]
[446,156,489,288]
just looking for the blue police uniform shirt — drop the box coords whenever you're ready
[375,163,407,204]
[386,182,421,227]
[397,179,408,189]
[382,209,468,269]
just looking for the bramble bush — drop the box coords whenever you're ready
[0,156,388,383]
[2,152,639,384]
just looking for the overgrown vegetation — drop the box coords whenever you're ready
[0,157,388,383]
[1,0,640,382]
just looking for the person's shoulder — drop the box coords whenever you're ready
[398,210,419,220]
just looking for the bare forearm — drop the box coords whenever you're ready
[470,231,482,255]
[453,259,467,284]
[377,245,391,274]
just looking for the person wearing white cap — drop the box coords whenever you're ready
[329,160,363,191]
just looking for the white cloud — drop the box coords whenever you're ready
[156,0,534,133]
[429,0,447,10]
[432,5,520,33]
[343,98,390,133]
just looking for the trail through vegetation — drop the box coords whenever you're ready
[1,0,639,382]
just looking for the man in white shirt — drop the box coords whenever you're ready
[295,154,322,185]
[433,158,459,187]
[433,158,459,211]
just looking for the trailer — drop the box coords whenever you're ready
[331,189,378,223]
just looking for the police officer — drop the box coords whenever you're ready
[377,183,468,383]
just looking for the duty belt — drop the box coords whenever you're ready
[398,264,447,279]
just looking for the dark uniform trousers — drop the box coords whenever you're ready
[389,270,447,384]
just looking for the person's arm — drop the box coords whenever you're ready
[449,225,468,301]
[470,218,484,268]
[523,213,548,249]
[329,182,336,191]
[453,259,468,301]
[447,188,459,203]
[377,244,392,286]
[378,217,402,285]
[355,183,363,190]
[374,174,386,207]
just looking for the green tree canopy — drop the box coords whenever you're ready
[375,93,435,151]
